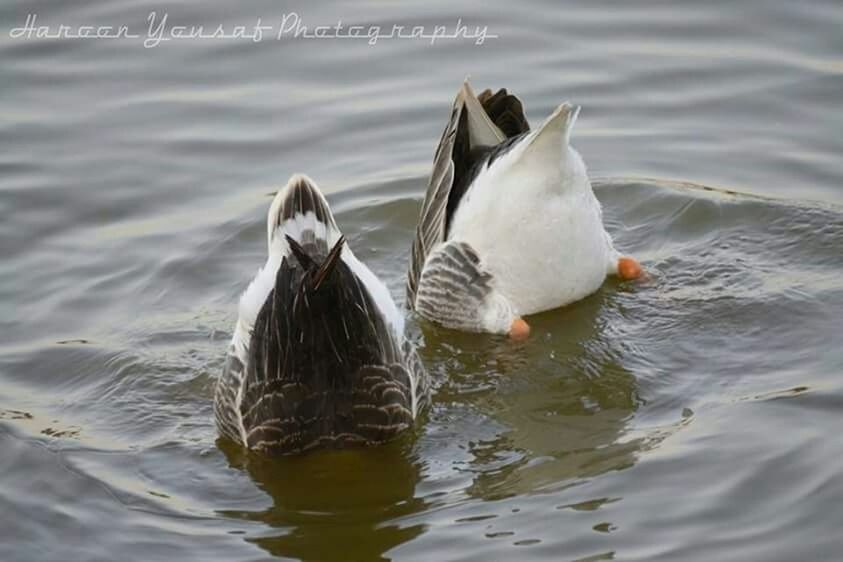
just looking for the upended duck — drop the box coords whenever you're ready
[406,80,642,339]
[215,175,429,455]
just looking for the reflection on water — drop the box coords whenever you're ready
[3,0,843,551]
[2,175,843,561]
[215,266,652,560]
[219,440,426,561]
[425,288,643,500]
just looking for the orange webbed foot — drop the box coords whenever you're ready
[509,318,531,341]
[617,256,643,281]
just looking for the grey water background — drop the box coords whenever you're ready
[1,1,842,560]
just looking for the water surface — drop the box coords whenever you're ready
[1,1,842,561]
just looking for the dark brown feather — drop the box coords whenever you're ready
[285,234,346,292]
[407,83,531,307]
[445,88,530,234]
[479,88,530,138]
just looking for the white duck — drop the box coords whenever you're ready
[215,174,429,455]
[406,80,642,339]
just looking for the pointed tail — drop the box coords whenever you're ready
[285,234,346,292]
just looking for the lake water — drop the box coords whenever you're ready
[1,1,842,561]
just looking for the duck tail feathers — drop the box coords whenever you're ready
[460,78,506,149]
[528,102,579,153]
[285,234,346,292]
[499,102,579,172]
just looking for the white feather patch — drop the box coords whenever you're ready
[233,206,342,363]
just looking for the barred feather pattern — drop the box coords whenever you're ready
[215,174,429,454]
[414,240,514,333]
[214,344,246,443]
[406,103,459,306]
[406,81,530,310]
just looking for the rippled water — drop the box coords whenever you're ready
[2,1,842,560]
